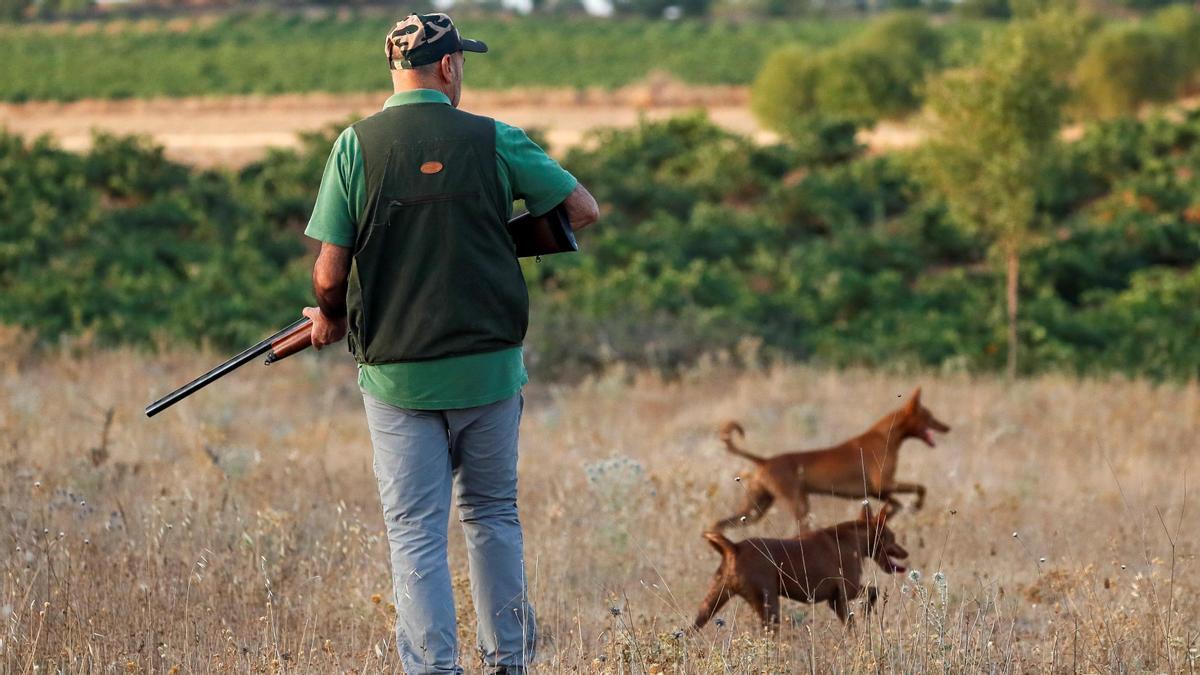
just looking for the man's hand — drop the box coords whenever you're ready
[302,306,348,350]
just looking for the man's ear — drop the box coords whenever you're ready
[439,53,456,82]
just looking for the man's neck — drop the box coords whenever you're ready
[391,75,452,102]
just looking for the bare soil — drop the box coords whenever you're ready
[0,84,925,166]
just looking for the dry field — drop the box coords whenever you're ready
[0,86,764,168]
[0,84,928,168]
[1,346,1198,673]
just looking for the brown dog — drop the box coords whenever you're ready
[711,388,949,532]
[693,505,908,629]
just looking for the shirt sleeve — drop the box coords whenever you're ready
[494,121,578,217]
[304,127,365,248]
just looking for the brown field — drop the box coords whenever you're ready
[0,85,927,168]
[1,344,1197,673]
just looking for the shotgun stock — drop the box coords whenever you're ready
[144,317,312,418]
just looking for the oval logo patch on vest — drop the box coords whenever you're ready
[420,161,444,175]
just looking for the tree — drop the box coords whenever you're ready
[917,13,1084,377]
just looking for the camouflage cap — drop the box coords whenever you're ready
[385,13,488,71]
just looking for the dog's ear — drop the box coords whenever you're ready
[905,387,922,413]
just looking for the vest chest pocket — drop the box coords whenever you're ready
[386,191,479,210]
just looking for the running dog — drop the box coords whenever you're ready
[693,505,908,629]
[710,388,949,532]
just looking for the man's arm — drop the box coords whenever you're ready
[496,120,599,232]
[302,242,352,350]
[562,182,599,231]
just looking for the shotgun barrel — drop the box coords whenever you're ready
[144,317,312,418]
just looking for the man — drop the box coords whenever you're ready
[300,13,599,675]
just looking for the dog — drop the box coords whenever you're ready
[710,388,949,532]
[693,504,908,629]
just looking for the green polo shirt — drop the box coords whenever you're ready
[305,89,578,410]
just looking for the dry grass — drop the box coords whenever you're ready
[1,348,1197,673]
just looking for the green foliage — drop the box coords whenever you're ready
[0,14,864,100]
[1152,5,1200,82]
[714,0,812,16]
[0,129,315,347]
[917,12,1082,374]
[751,12,946,140]
[956,0,1012,19]
[6,102,1200,379]
[0,0,29,21]
[750,46,821,133]
[612,0,714,16]
[1111,0,1189,11]
[919,15,1071,244]
[1074,23,1185,118]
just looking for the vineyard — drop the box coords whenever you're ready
[0,13,882,100]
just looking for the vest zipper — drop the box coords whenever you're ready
[387,191,479,208]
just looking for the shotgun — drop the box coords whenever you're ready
[144,317,312,418]
[143,206,577,419]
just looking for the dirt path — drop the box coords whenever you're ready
[0,85,927,166]
[0,88,761,166]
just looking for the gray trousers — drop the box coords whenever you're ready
[363,392,536,674]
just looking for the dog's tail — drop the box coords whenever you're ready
[703,531,737,559]
[719,420,764,463]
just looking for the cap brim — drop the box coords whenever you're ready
[461,38,488,54]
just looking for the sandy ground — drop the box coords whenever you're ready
[0,87,924,166]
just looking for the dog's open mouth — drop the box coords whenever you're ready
[878,544,909,573]
[918,428,936,447]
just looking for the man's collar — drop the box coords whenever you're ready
[383,89,452,109]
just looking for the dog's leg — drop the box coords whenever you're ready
[709,484,774,532]
[748,587,781,631]
[692,575,732,630]
[882,481,926,511]
[830,578,866,627]
[782,488,812,533]
[864,586,879,614]
[829,586,849,624]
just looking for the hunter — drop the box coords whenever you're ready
[300,13,599,674]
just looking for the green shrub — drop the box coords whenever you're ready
[750,45,821,136]
[5,106,1200,380]
[1153,5,1200,83]
[813,44,917,120]
[855,11,944,68]
[752,13,943,141]
[1074,24,1185,118]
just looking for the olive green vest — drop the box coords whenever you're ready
[345,102,528,364]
